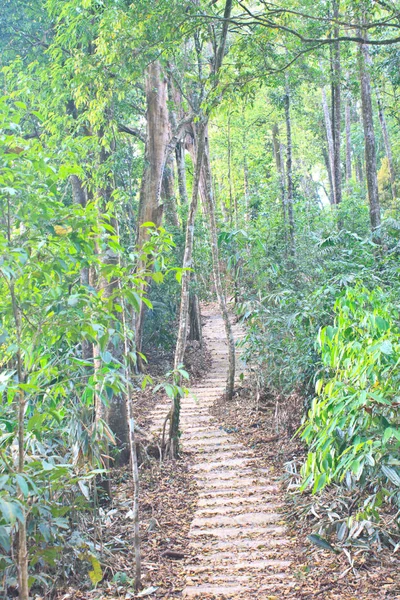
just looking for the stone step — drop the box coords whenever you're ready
[198,485,278,498]
[186,558,291,574]
[189,537,290,551]
[197,502,279,517]
[198,493,274,507]
[183,430,230,440]
[183,584,243,597]
[190,524,285,539]
[191,511,281,528]
[199,476,270,490]
[194,444,243,454]
[191,457,251,472]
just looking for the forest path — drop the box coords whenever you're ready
[151,304,294,598]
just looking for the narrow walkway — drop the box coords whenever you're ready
[151,304,294,598]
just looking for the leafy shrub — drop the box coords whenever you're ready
[301,285,400,514]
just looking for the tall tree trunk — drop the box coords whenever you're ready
[375,87,396,201]
[168,0,233,456]
[175,141,188,206]
[321,86,336,204]
[355,153,364,185]
[161,154,180,226]
[188,274,202,345]
[242,108,250,222]
[119,273,141,591]
[332,0,342,205]
[243,152,250,221]
[93,143,129,500]
[322,146,335,205]
[203,132,236,400]
[71,175,93,363]
[186,127,208,210]
[284,87,295,255]
[168,121,207,458]
[345,96,352,182]
[272,123,288,242]
[359,38,381,241]
[9,280,29,600]
[227,114,236,226]
[136,61,169,357]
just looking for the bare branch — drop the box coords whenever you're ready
[118,124,146,143]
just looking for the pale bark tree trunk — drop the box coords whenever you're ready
[321,86,336,204]
[332,0,342,205]
[375,87,396,201]
[136,61,169,356]
[243,154,250,222]
[168,121,207,458]
[345,97,352,182]
[242,108,250,222]
[203,133,236,400]
[272,123,287,239]
[9,280,29,600]
[359,38,381,241]
[168,0,233,456]
[227,114,236,226]
[175,141,188,206]
[322,146,335,205]
[161,154,180,227]
[284,87,295,255]
[355,153,364,185]
[186,128,208,209]
[119,271,141,591]
[71,175,93,363]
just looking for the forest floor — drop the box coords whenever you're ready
[54,304,400,600]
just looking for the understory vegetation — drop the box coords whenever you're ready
[1,0,400,597]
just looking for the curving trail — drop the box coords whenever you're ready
[151,304,294,598]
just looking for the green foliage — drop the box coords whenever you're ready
[0,96,175,590]
[301,286,400,506]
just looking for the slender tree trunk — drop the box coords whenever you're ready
[375,87,396,201]
[242,109,250,222]
[322,146,335,205]
[332,0,342,205]
[345,97,352,182]
[168,121,207,457]
[119,275,141,591]
[175,141,188,207]
[355,153,364,185]
[186,127,208,210]
[98,141,130,466]
[168,0,234,454]
[71,175,93,363]
[9,281,29,600]
[243,154,250,222]
[188,274,202,345]
[321,86,336,204]
[161,155,180,227]
[272,123,288,242]
[203,132,236,400]
[227,114,236,226]
[284,87,295,255]
[359,37,381,241]
[136,61,169,356]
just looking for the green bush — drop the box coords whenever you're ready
[301,285,400,508]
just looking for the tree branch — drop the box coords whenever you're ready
[118,124,146,143]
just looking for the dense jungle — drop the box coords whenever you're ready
[1,0,400,598]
